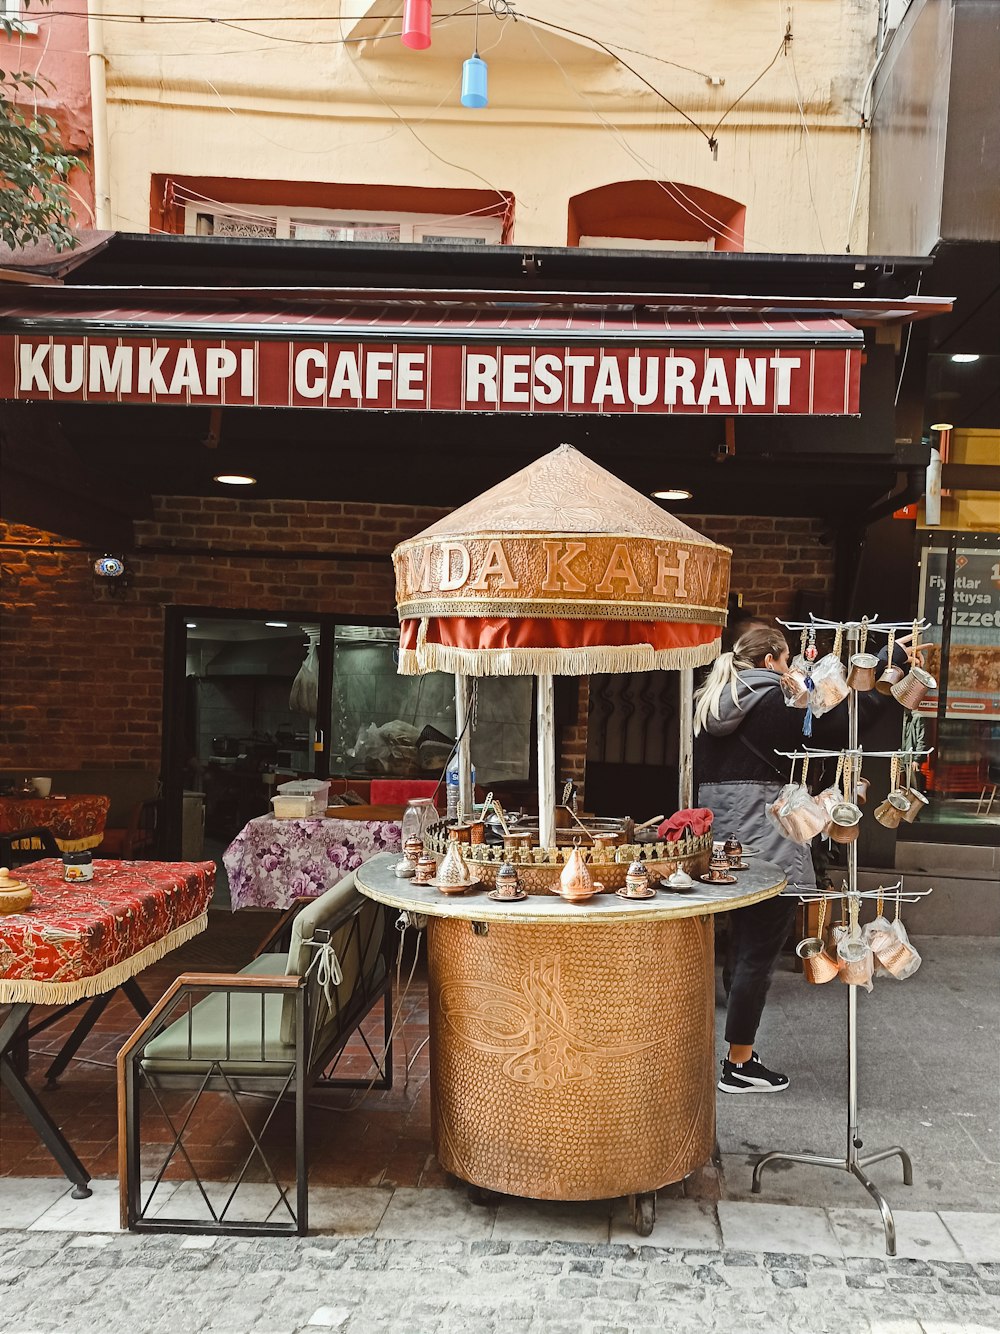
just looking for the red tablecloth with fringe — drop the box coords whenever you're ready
[0,794,111,852]
[0,859,215,1004]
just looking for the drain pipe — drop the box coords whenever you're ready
[88,0,112,228]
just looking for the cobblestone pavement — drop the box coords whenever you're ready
[2,1230,999,1334]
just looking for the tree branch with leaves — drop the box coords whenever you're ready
[1,2,82,250]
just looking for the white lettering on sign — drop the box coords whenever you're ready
[52,344,84,393]
[19,341,51,391]
[90,345,134,394]
[5,337,844,414]
[465,353,498,404]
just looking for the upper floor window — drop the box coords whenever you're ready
[568,180,745,252]
[186,205,502,246]
[0,0,38,33]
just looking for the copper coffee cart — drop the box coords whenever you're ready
[358,853,785,1233]
[386,444,753,1233]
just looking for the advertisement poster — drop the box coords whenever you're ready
[917,547,1000,719]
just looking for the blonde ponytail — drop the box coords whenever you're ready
[694,651,749,735]
[693,625,789,735]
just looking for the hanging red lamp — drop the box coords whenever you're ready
[401,0,432,49]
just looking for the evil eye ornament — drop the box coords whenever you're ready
[93,555,126,578]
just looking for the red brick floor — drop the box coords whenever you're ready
[0,908,445,1190]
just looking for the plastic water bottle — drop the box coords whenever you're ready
[446,762,475,820]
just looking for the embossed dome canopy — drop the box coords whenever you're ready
[394,444,731,676]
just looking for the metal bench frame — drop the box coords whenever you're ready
[118,895,393,1236]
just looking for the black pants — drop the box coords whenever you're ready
[722,895,797,1048]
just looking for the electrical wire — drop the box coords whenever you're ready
[342,18,509,196]
[527,24,750,250]
[517,10,712,146]
[707,32,787,142]
[167,182,509,233]
[781,22,827,253]
[894,274,922,408]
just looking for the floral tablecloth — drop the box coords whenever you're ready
[0,795,111,852]
[0,859,216,1004]
[224,815,402,911]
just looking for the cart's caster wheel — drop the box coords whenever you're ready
[467,1184,501,1207]
[629,1192,656,1237]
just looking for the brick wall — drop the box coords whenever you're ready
[0,502,833,775]
[691,514,834,623]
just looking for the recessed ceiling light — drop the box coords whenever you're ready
[265,621,289,628]
[930,422,954,432]
[950,354,980,363]
[186,622,197,629]
[651,488,694,501]
[213,473,257,486]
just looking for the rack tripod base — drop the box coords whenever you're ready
[751,1145,913,1256]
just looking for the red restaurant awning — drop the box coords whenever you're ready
[0,293,868,415]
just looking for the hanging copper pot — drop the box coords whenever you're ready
[900,786,929,823]
[847,652,879,692]
[827,801,863,843]
[890,666,937,711]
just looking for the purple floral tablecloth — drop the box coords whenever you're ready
[223,815,402,910]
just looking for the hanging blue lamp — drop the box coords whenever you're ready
[461,52,488,108]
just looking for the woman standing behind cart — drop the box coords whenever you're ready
[693,624,916,1095]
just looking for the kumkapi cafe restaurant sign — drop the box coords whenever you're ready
[0,292,903,415]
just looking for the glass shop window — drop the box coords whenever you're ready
[909,542,1000,842]
[329,624,532,786]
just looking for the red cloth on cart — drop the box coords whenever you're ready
[369,779,439,806]
[657,808,714,841]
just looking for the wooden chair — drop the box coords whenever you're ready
[118,872,393,1236]
[98,798,160,859]
[0,827,61,866]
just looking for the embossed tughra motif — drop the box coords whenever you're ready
[439,956,665,1089]
[428,917,716,1200]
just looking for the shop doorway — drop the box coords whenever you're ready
[160,608,535,858]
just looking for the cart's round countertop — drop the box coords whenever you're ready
[356,852,786,924]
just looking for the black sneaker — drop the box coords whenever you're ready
[718,1052,789,1094]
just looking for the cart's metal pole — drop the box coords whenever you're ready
[537,674,556,849]
[678,666,694,810]
[455,675,473,821]
[846,628,861,1168]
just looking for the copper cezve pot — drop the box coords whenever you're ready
[846,652,879,692]
[827,801,863,844]
[890,665,937,711]
[874,791,911,829]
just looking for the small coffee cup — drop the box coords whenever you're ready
[414,854,437,884]
[403,836,424,865]
[31,777,52,798]
[494,863,522,898]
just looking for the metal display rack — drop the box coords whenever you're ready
[751,617,935,1256]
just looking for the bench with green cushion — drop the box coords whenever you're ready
[119,871,392,1236]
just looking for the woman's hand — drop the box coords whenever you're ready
[896,632,924,668]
